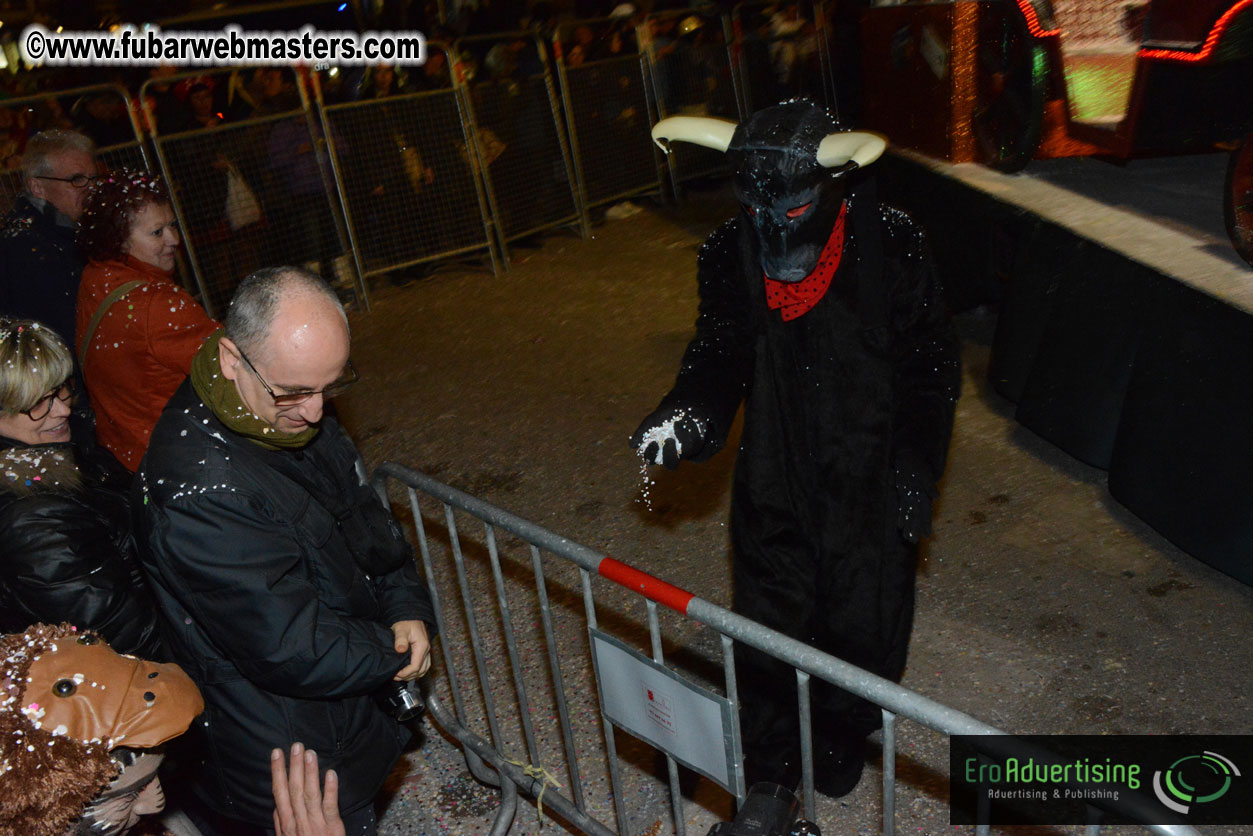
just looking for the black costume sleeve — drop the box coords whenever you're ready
[145,489,407,699]
[885,208,961,485]
[0,494,163,658]
[657,218,757,455]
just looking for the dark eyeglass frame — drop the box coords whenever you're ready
[35,173,101,188]
[235,347,358,407]
[21,380,74,421]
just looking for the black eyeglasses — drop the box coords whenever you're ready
[36,173,100,188]
[22,381,74,421]
[236,347,358,407]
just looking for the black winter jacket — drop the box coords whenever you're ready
[0,435,163,657]
[0,195,83,348]
[135,380,436,827]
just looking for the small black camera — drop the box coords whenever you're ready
[374,682,425,722]
[707,783,820,836]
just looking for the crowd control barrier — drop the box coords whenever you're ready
[315,44,502,284]
[641,8,742,195]
[371,461,1202,836]
[0,84,151,215]
[553,17,664,212]
[141,67,364,318]
[731,1,837,117]
[454,33,587,268]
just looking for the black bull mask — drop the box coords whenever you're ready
[651,102,885,282]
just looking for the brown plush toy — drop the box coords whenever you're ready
[0,623,204,836]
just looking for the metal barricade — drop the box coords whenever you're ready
[641,9,742,195]
[140,67,364,319]
[454,33,587,268]
[314,43,501,284]
[731,1,837,116]
[373,461,1202,836]
[553,17,663,213]
[0,84,150,215]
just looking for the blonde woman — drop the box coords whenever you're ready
[0,318,162,655]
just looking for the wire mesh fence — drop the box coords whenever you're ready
[732,1,834,115]
[642,9,741,191]
[456,33,585,256]
[141,67,361,318]
[554,18,662,211]
[96,142,152,177]
[318,45,499,281]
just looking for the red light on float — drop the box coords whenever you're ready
[1139,0,1253,63]
[1015,0,1060,38]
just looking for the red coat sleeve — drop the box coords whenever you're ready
[144,283,220,375]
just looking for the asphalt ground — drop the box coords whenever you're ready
[325,184,1253,836]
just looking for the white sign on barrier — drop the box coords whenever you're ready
[590,629,739,791]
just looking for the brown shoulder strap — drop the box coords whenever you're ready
[78,279,145,369]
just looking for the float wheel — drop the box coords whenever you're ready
[1225,132,1253,269]
[973,0,1048,173]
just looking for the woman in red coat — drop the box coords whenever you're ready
[76,169,219,471]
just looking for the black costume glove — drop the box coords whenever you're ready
[894,448,938,544]
[629,405,716,470]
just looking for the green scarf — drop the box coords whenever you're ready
[190,329,319,451]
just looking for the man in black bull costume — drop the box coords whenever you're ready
[630,102,960,797]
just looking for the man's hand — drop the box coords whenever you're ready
[271,743,345,836]
[391,620,431,681]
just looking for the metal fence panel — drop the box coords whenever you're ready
[319,82,498,279]
[554,19,662,210]
[141,68,361,318]
[456,34,585,254]
[373,461,1204,836]
[642,10,742,192]
[96,142,151,176]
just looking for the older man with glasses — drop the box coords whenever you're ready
[0,130,98,348]
[134,266,435,836]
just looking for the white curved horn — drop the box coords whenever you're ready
[651,116,738,155]
[816,131,887,169]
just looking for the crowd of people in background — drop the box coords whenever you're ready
[0,0,856,303]
[0,0,849,163]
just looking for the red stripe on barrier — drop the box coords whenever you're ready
[597,556,695,614]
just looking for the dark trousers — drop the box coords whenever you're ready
[730,494,919,757]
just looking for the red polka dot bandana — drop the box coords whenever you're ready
[763,201,847,322]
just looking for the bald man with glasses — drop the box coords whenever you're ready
[134,266,434,836]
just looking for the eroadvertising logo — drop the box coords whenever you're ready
[949,735,1253,826]
[1152,751,1240,814]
